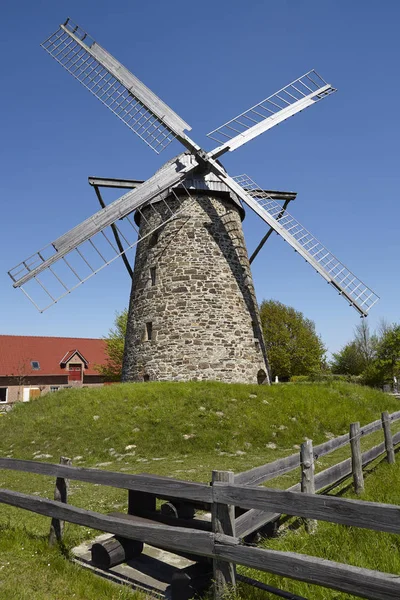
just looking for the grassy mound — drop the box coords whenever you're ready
[0,381,397,599]
[1,381,396,470]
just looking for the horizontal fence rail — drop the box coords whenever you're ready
[214,544,400,600]
[0,407,399,600]
[0,473,400,600]
[0,488,219,557]
[214,482,400,534]
[0,459,212,503]
[235,409,400,486]
[235,430,400,538]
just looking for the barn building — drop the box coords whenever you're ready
[0,336,107,406]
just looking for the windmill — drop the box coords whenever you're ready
[9,18,379,385]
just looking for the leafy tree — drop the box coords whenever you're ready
[354,319,377,366]
[333,321,400,388]
[376,324,400,381]
[259,300,326,380]
[96,309,128,381]
[330,320,378,377]
[361,361,386,388]
[331,341,365,375]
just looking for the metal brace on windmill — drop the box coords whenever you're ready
[9,18,379,385]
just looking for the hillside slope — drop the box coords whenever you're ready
[0,381,397,600]
[0,381,396,472]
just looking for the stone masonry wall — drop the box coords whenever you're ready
[122,191,270,384]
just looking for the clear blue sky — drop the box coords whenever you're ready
[1,0,399,357]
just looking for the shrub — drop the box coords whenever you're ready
[289,375,310,383]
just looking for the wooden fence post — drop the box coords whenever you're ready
[300,440,317,534]
[382,411,395,464]
[350,422,364,494]
[212,470,236,599]
[49,456,72,546]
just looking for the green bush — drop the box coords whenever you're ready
[308,373,362,384]
[289,375,310,383]
[360,363,386,388]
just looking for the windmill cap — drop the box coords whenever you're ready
[134,153,245,225]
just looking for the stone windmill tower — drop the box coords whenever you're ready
[122,155,270,384]
[9,19,380,386]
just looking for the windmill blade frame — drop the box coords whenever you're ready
[208,70,336,158]
[206,162,379,316]
[9,181,198,313]
[9,17,380,318]
[8,155,198,289]
[41,18,195,154]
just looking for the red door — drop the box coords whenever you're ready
[68,364,82,382]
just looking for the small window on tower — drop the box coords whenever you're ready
[150,266,156,286]
[31,361,40,370]
[145,322,153,341]
[148,230,159,248]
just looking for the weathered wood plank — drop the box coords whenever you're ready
[234,454,299,486]
[216,483,400,534]
[301,441,315,495]
[300,441,316,534]
[109,510,211,532]
[235,483,300,538]
[138,473,211,510]
[362,442,386,466]
[0,459,212,503]
[235,509,279,539]
[313,433,349,459]
[391,431,400,445]
[49,456,71,546]
[235,435,395,538]
[314,457,351,491]
[314,433,387,493]
[350,422,364,494]
[234,408,400,487]
[382,411,395,464]
[237,458,350,537]
[212,471,236,598]
[214,543,400,600]
[389,409,400,423]
[314,416,383,458]
[107,512,211,564]
[0,488,216,558]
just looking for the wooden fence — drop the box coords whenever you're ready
[0,408,399,599]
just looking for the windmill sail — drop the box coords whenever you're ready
[10,18,380,317]
[9,183,197,313]
[41,19,192,154]
[211,169,379,316]
[8,157,199,311]
[208,70,336,158]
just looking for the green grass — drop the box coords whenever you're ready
[0,380,397,599]
[236,458,400,600]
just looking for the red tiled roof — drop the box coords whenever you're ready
[60,349,89,367]
[0,336,108,376]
